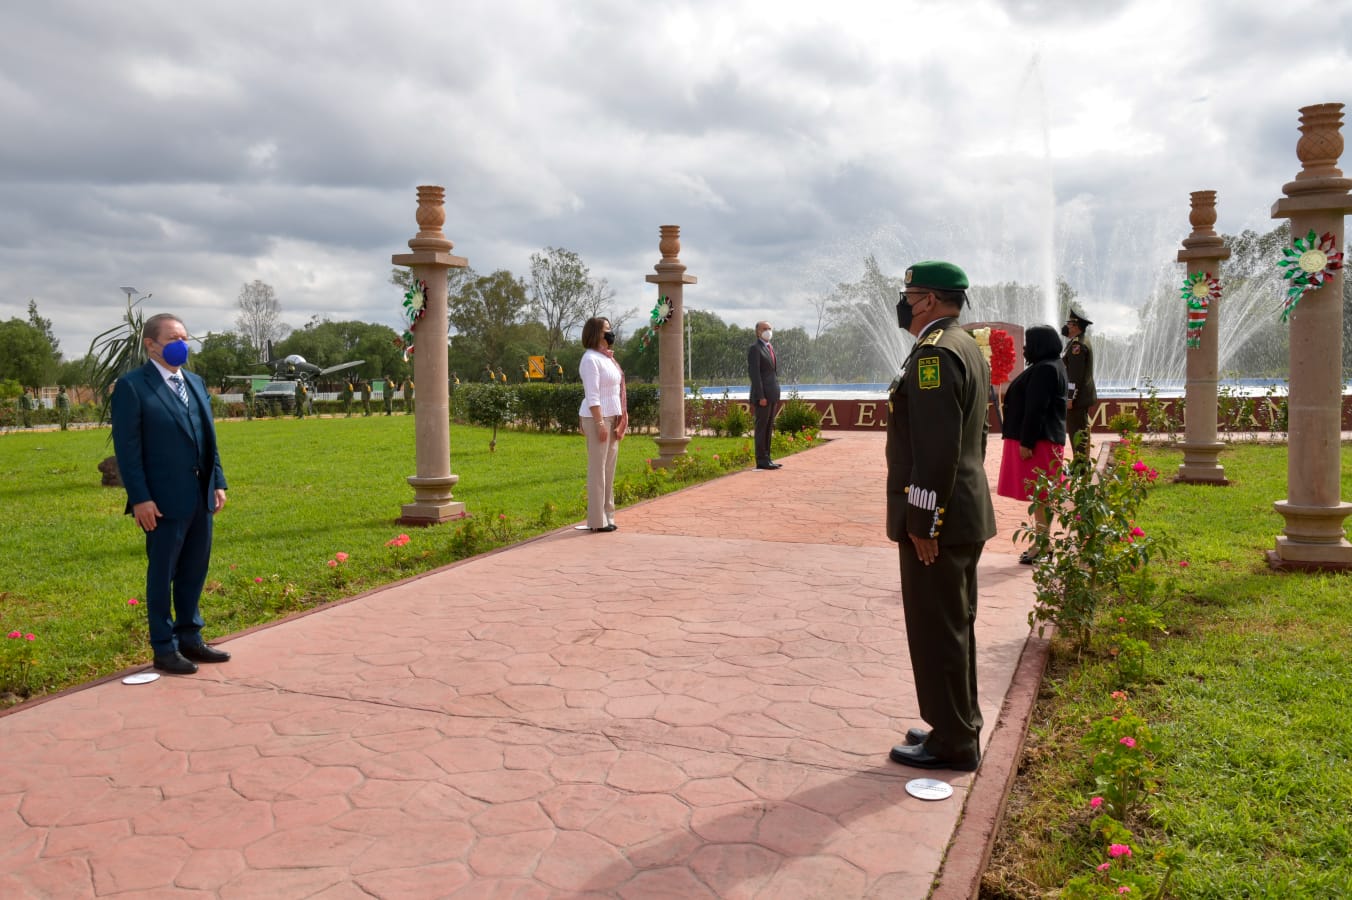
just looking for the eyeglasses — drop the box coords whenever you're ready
[901,290,931,302]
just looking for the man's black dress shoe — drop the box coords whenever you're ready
[755,464,779,471]
[153,652,198,675]
[889,742,980,772]
[591,524,617,533]
[905,727,930,746]
[180,643,231,664]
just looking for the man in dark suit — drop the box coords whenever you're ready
[748,320,781,470]
[111,313,231,676]
[886,261,996,772]
[1062,309,1098,466]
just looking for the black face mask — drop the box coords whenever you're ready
[896,295,914,330]
[603,331,616,346]
[1061,325,1071,337]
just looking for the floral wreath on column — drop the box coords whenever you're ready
[1180,271,1221,349]
[637,295,673,351]
[970,327,1015,386]
[1277,230,1343,322]
[394,278,428,360]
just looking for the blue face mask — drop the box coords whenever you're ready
[161,340,190,367]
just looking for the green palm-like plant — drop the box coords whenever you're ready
[88,294,149,425]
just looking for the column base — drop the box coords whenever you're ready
[1266,540,1352,572]
[1174,441,1227,485]
[649,435,691,469]
[398,474,466,526]
[1268,499,1352,570]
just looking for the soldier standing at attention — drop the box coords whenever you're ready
[242,382,255,420]
[19,388,34,428]
[1062,309,1098,467]
[57,386,71,430]
[404,378,415,414]
[382,376,394,415]
[360,380,372,416]
[294,382,306,419]
[342,380,354,417]
[886,260,996,773]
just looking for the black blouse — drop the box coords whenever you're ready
[1000,359,1068,448]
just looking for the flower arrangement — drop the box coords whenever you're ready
[637,296,674,350]
[1277,230,1343,321]
[1179,272,1220,349]
[399,279,429,360]
[971,327,1016,386]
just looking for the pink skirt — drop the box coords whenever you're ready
[996,438,1064,502]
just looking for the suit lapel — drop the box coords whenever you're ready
[148,363,195,443]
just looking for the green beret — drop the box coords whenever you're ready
[904,260,969,291]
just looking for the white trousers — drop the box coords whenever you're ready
[580,416,619,529]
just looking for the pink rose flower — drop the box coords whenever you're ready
[327,559,338,568]
[128,598,139,606]
[1130,526,1146,538]
[1132,460,1147,472]
[1097,862,1111,872]
[1090,796,1103,809]
[1108,843,1132,858]
[25,633,35,641]
[6,631,19,639]
[254,577,264,583]
[1119,736,1137,749]
[335,552,348,562]
[1179,560,1190,568]
[1119,887,1131,894]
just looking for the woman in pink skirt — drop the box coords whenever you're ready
[996,325,1068,564]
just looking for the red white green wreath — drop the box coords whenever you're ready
[398,278,428,360]
[1277,230,1343,322]
[638,295,673,351]
[1180,271,1220,349]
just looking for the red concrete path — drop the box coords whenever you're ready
[0,433,1039,899]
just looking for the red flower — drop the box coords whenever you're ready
[989,329,1016,386]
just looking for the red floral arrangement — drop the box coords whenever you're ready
[989,328,1016,386]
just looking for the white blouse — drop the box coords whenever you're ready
[578,349,624,417]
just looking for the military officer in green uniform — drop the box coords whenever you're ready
[1061,309,1098,466]
[19,388,34,428]
[886,261,996,773]
[294,382,306,418]
[382,376,394,415]
[57,386,71,430]
[242,382,255,420]
[404,378,415,414]
[360,379,372,416]
[342,380,354,417]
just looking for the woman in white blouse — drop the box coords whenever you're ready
[578,316,626,532]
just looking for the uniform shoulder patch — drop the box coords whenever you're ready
[1072,344,1082,355]
[917,356,941,389]
[919,329,943,347]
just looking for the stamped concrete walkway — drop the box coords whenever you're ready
[0,432,1040,899]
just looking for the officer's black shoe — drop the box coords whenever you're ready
[905,727,929,746]
[889,742,980,772]
[180,643,231,664]
[153,652,198,675]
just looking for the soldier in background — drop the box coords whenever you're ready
[1062,310,1098,467]
[19,388,34,428]
[382,376,394,415]
[360,380,372,416]
[294,382,306,419]
[404,378,415,415]
[57,386,71,430]
[342,380,354,417]
[242,382,255,420]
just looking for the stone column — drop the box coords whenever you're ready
[1175,190,1230,485]
[1268,104,1352,570]
[645,225,698,467]
[391,185,469,525]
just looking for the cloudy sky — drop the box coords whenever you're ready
[2,0,1349,360]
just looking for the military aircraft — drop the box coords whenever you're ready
[228,346,364,413]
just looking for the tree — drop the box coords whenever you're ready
[193,332,260,390]
[448,269,531,369]
[27,300,60,359]
[529,247,592,358]
[0,316,59,387]
[235,280,288,361]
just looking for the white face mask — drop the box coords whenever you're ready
[761,329,773,342]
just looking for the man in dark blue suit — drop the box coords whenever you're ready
[748,320,781,470]
[111,313,231,675]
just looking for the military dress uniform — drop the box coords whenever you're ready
[886,263,996,769]
[342,381,354,417]
[404,379,415,415]
[57,387,71,430]
[382,378,394,415]
[360,381,372,416]
[1062,312,1097,465]
[294,383,306,418]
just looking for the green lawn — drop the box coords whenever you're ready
[0,417,766,701]
[985,442,1352,898]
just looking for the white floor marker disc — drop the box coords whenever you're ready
[122,671,161,685]
[905,778,954,801]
